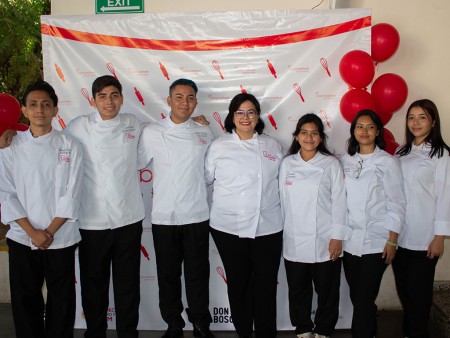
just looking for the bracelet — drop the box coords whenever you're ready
[44,229,54,239]
[386,240,398,247]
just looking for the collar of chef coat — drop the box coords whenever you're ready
[94,110,121,123]
[231,129,258,142]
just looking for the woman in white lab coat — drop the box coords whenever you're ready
[280,113,350,338]
[205,93,283,338]
[340,110,405,338]
[393,99,450,338]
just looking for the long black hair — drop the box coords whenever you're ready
[223,93,265,135]
[346,110,385,155]
[396,99,450,158]
[288,113,332,156]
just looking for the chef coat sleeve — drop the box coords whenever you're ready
[330,160,351,240]
[204,141,216,186]
[137,123,154,170]
[433,153,450,235]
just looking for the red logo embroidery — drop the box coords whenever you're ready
[285,179,293,186]
[126,133,135,140]
[199,137,207,145]
[263,151,276,161]
[59,154,70,162]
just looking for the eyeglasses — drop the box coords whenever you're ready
[353,160,363,179]
[234,110,258,119]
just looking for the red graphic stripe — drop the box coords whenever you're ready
[41,16,370,51]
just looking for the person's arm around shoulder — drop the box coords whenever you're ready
[0,130,17,149]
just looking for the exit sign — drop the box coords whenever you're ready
[96,0,144,14]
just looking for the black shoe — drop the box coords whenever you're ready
[162,328,183,338]
[193,324,214,338]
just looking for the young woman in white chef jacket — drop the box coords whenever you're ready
[393,99,450,338]
[280,114,350,338]
[205,93,283,338]
[340,110,406,338]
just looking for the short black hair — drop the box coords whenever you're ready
[22,80,58,107]
[169,78,198,96]
[92,75,122,98]
[224,93,265,135]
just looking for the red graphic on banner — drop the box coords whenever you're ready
[216,266,227,284]
[320,110,332,129]
[267,60,277,78]
[134,87,145,105]
[267,112,278,130]
[161,113,166,119]
[81,88,93,106]
[240,85,247,94]
[293,83,305,102]
[55,64,65,82]
[320,57,331,77]
[212,60,224,79]
[213,112,224,131]
[159,62,170,80]
[140,244,150,260]
[57,114,66,129]
[41,16,370,51]
[106,62,118,79]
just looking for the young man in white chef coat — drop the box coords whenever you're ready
[0,81,84,337]
[139,78,214,338]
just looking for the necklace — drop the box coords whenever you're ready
[30,129,39,138]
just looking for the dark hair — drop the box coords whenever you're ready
[169,78,198,96]
[346,109,385,155]
[224,93,265,135]
[396,99,450,158]
[288,113,332,156]
[92,75,122,97]
[22,80,58,107]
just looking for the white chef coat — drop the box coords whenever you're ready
[139,116,212,225]
[280,152,350,263]
[65,112,151,230]
[0,129,83,249]
[398,143,450,250]
[340,147,406,257]
[204,131,283,238]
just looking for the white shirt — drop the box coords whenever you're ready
[205,131,283,238]
[280,152,350,263]
[340,147,406,256]
[65,112,150,230]
[0,129,83,249]
[139,117,212,225]
[398,143,450,250]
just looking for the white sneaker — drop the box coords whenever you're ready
[296,333,314,338]
[313,334,330,338]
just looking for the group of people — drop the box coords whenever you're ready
[0,76,449,338]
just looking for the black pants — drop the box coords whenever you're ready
[79,221,143,338]
[152,221,212,329]
[210,228,282,338]
[285,258,341,336]
[8,239,77,338]
[343,252,387,338]
[392,247,438,338]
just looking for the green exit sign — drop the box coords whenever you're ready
[96,0,144,14]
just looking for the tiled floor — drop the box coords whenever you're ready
[0,303,445,338]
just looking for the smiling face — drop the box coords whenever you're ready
[22,90,58,132]
[407,106,434,145]
[92,85,123,120]
[354,115,379,153]
[167,85,197,124]
[296,122,321,159]
[233,100,259,140]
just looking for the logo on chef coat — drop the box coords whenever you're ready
[263,151,276,161]
[123,126,136,140]
[195,132,209,145]
[58,149,70,163]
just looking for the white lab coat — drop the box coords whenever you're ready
[0,129,83,249]
[65,112,151,230]
[398,144,450,250]
[204,131,283,238]
[139,117,212,225]
[280,152,350,263]
[340,147,406,256]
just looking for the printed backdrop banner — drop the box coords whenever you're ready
[41,8,371,330]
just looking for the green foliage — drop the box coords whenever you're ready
[0,0,50,105]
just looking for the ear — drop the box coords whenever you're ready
[21,106,28,118]
[90,97,96,108]
[167,96,171,106]
[53,106,59,117]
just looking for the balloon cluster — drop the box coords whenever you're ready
[339,23,407,154]
[0,94,28,137]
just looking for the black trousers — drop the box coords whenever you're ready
[79,221,143,338]
[392,247,438,338]
[210,228,282,338]
[152,221,212,328]
[7,239,77,338]
[284,258,341,336]
[343,252,387,338]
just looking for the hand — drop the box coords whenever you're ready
[382,243,397,264]
[427,235,445,259]
[192,115,210,126]
[328,239,342,261]
[30,229,53,250]
[0,129,16,149]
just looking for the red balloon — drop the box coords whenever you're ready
[340,89,376,123]
[12,123,29,132]
[339,50,375,89]
[0,93,21,129]
[385,139,400,155]
[371,23,400,63]
[384,128,396,142]
[371,73,408,115]
[379,111,394,126]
